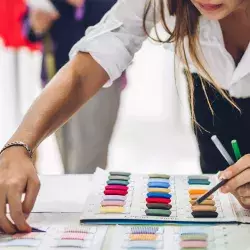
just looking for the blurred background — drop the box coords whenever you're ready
[0,0,200,175]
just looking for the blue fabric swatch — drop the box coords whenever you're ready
[148,182,170,188]
[148,178,170,183]
[188,180,210,185]
[147,192,172,199]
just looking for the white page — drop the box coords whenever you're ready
[33,175,92,213]
[28,213,81,227]
[26,0,58,13]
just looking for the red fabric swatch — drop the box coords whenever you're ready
[104,190,128,196]
[105,185,128,191]
[146,198,171,204]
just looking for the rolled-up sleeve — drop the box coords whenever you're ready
[69,0,155,86]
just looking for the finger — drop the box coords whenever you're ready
[22,176,40,217]
[231,191,250,209]
[221,168,250,193]
[236,183,250,197]
[0,193,16,234]
[7,188,31,232]
[220,154,250,180]
[240,196,250,209]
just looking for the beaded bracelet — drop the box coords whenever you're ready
[0,141,33,158]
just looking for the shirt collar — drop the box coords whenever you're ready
[199,16,250,84]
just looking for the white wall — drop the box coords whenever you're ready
[108,40,200,174]
[0,40,200,175]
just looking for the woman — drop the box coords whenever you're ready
[0,0,250,233]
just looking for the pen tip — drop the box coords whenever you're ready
[192,201,198,206]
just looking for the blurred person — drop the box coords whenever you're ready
[0,0,40,49]
[25,0,123,173]
[0,0,41,162]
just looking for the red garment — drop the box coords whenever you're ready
[0,0,41,50]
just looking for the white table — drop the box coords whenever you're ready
[25,175,250,250]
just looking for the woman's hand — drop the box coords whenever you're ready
[0,148,40,233]
[220,154,250,209]
[0,53,108,233]
[30,9,59,35]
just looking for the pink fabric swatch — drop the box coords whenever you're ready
[101,200,125,207]
[12,233,40,239]
[180,240,208,248]
[61,232,86,240]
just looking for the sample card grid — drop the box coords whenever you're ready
[109,225,250,250]
[0,226,107,250]
[81,170,243,224]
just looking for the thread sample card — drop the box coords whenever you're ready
[0,226,107,250]
[188,176,218,218]
[100,172,131,214]
[48,225,107,249]
[0,231,46,248]
[109,225,250,250]
[80,170,238,223]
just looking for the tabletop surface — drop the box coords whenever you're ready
[15,175,250,249]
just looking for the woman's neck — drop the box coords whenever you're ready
[219,2,250,66]
[223,2,250,24]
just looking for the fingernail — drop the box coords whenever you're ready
[218,175,224,180]
[223,171,232,179]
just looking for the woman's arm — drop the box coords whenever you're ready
[9,53,108,149]
[0,0,155,234]
[0,53,108,234]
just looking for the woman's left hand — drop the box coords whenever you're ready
[220,154,250,209]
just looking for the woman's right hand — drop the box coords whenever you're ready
[0,148,40,233]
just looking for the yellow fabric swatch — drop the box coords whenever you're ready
[100,206,124,213]
[190,194,214,200]
[147,188,171,193]
[129,234,157,241]
[190,199,215,206]
[192,205,217,212]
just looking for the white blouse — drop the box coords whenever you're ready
[69,0,250,98]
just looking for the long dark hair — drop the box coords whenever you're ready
[143,0,238,124]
